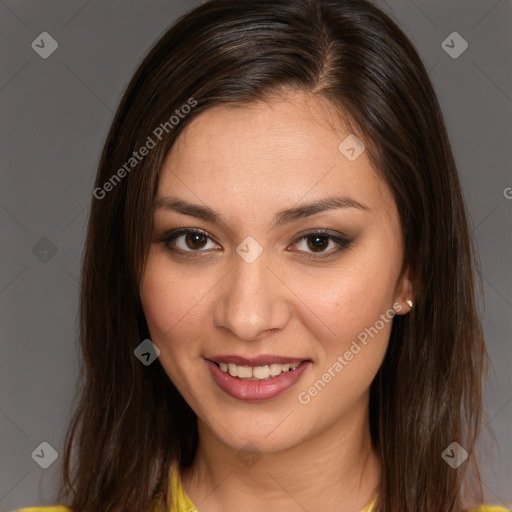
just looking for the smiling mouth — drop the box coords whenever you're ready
[209,360,305,381]
[206,357,312,401]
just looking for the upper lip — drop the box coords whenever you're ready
[207,354,309,366]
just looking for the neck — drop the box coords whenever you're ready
[181,400,381,512]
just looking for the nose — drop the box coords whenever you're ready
[213,253,291,341]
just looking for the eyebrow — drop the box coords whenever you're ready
[154,196,370,227]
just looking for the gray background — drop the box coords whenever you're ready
[0,0,511,509]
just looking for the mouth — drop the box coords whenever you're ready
[205,355,311,401]
[208,359,303,381]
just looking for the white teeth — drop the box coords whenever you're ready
[236,366,252,378]
[269,363,281,376]
[216,361,302,380]
[252,366,270,379]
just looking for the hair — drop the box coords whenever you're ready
[58,0,489,511]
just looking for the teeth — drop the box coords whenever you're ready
[217,361,302,380]
[269,363,281,376]
[252,366,270,379]
[236,366,252,378]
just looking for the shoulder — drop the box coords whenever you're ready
[11,507,72,512]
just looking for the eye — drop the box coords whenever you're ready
[158,228,220,254]
[157,228,352,258]
[291,231,352,257]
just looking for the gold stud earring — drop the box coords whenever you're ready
[406,298,413,308]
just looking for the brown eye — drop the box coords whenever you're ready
[306,234,330,252]
[159,228,220,254]
[293,231,352,257]
[185,232,208,250]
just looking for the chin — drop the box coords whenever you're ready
[201,409,308,454]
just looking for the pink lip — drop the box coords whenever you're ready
[206,358,311,401]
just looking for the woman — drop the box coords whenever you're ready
[14,0,510,511]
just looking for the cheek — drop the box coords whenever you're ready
[140,252,209,357]
[140,254,214,399]
[294,267,394,413]
[142,250,201,324]
[291,249,397,346]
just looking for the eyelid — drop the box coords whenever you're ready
[157,227,221,256]
[290,229,352,258]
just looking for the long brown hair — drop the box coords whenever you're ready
[59,0,488,510]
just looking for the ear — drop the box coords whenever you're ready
[393,266,414,315]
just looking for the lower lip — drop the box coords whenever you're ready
[206,359,311,401]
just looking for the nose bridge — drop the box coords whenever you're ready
[213,251,289,340]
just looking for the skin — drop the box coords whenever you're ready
[140,89,413,512]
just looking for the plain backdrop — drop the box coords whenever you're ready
[0,0,511,509]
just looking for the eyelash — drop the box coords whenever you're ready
[157,228,352,259]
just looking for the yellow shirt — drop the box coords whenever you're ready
[12,464,511,512]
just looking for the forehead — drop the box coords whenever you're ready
[157,91,395,224]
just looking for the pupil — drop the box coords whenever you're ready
[186,233,206,249]
[308,235,328,252]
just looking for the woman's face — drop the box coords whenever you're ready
[141,90,412,453]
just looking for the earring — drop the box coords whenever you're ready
[406,298,413,308]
